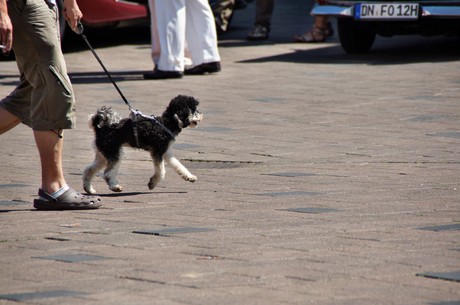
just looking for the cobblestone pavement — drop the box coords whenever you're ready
[1,1,459,304]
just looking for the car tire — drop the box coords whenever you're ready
[337,18,376,54]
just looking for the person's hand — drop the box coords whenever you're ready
[62,0,83,33]
[0,0,13,53]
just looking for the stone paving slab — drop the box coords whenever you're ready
[1,0,459,304]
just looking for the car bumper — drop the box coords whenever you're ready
[79,0,148,25]
[311,4,460,18]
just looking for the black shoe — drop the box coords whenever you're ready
[184,62,221,75]
[247,24,269,41]
[143,69,183,80]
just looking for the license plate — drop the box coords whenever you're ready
[354,3,419,20]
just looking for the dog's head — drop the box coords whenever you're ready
[162,95,203,129]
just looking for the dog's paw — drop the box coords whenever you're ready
[109,185,123,192]
[148,177,156,190]
[83,184,96,194]
[185,175,197,183]
[148,180,156,190]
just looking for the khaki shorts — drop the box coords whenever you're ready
[0,0,76,130]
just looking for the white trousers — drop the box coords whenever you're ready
[147,0,160,66]
[153,0,221,71]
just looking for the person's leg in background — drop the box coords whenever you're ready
[148,0,160,68]
[184,0,221,75]
[246,0,274,40]
[294,15,334,43]
[144,0,185,79]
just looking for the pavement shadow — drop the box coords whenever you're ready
[0,71,147,88]
[237,36,460,65]
[0,209,35,213]
[0,75,19,86]
[97,191,187,197]
[97,192,151,197]
[68,71,149,84]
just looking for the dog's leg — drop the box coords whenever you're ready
[103,149,124,192]
[164,151,197,183]
[148,155,165,190]
[83,149,107,194]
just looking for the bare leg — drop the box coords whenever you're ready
[33,129,67,194]
[314,16,329,29]
[0,107,21,134]
[1,104,67,194]
[1,106,67,193]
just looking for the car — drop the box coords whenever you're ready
[311,0,460,53]
[56,0,149,38]
[56,0,245,38]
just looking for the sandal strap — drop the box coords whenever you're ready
[312,25,328,37]
[294,26,327,43]
[310,25,328,41]
[57,187,100,205]
[38,189,58,202]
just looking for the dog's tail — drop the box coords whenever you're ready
[88,106,122,130]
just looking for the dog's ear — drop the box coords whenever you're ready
[174,114,184,129]
[184,95,199,110]
[177,95,199,105]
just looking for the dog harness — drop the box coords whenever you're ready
[130,110,176,148]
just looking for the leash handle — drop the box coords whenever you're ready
[75,22,133,110]
[74,22,84,35]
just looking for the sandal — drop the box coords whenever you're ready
[33,188,102,210]
[294,22,334,43]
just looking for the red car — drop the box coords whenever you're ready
[56,0,149,37]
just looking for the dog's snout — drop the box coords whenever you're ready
[189,111,203,128]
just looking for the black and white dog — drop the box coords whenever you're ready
[83,95,203,194]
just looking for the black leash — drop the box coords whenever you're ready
[74,23,176,144]
[75,23,132,110]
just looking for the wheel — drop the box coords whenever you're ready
[337,18,376,54]
[55,0,67,41]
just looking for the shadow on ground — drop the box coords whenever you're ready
[237,36,460,66]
